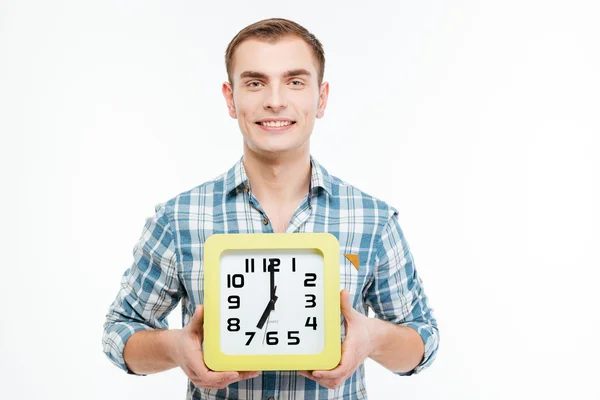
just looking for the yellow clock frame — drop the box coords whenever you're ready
[203,232,341,371]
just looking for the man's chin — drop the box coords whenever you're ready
[247,143,301,158]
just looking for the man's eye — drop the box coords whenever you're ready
[290,80,304,86]
[247,81,262,88]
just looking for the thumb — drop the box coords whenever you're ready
[339,289,354,321]
[188,305,204,334]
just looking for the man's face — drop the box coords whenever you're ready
[222,36,329,157]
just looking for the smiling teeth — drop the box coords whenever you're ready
[260,121,293,127]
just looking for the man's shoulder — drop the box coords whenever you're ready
[158,170,231,211]
[327,172,399,217]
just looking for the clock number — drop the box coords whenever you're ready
[305,294,316,308]
[227,274,244,288]
[288,331,300,345]
[292,257,296,272]
[228,295,240,309]
[263,258,281,272]
[304,273,316,287]
[227,318,241,332]
[245,332,255,345]
[266,331,279,345]
[245,258,255,273]
[305,316,317,330]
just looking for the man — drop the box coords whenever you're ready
[103,18,439,399]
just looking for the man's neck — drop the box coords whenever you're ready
[242,148,311,208]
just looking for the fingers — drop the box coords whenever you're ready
[187,370,233,390]
[298,370,312,379]
[237,371,261,381]
[189,370,260,390]
[298,369,350,390]
[178,309,261,390]
[311,376,349,390]
[311,363,347,380]
[299,331,354,390]
[181,343,236,389]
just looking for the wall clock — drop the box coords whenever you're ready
[203,232,341,371]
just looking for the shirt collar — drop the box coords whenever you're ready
[224,155,333,198]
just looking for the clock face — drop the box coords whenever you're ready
[219,249,325,355]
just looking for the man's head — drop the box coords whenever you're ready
[222,18,329,158]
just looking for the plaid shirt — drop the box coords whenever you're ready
[103,155,439,399]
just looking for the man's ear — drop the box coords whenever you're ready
[222,82,237,119]
[316,82,329,119]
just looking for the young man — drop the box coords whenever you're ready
[103,18,439,399]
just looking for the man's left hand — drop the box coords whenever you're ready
[298,289,374,390]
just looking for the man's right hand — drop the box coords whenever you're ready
[170,305,260,390]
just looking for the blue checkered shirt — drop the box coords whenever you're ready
[103,155,439,399]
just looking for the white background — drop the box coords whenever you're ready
[1,0,599,399]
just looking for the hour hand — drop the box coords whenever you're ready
[256,293,278,329]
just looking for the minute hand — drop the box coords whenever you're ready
[270,264,276,310]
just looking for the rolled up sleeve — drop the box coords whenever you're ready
[365,207,440,376]
[102,202,183,375]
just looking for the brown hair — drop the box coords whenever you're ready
[225,18,325,86]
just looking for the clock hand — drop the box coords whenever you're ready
[258,261,277,330]
[256,295,275,329]
[256,292,278,330]
[262,295,279,344]
[262,314,270,344]
[270,264,275,308]
[257,267,277,330]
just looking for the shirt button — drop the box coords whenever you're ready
[245,186,249,192]
[263,216,269,225]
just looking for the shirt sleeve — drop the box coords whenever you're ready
[102,202,183,375]
[365,206,440,376]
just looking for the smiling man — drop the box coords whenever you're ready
[103,18,439,399]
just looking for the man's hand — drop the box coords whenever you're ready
[298,289,374,390]
[171,305,259,389]
[257,286,278,329]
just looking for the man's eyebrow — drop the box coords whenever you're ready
[240,71,268,79]
[239,69,312,80]
[282,69,311,78]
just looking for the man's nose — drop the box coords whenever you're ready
[263,85,287,112]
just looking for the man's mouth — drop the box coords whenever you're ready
[256,121,296,127]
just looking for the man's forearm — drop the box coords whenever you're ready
[366,318,425,373]
[123,329,181,375]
